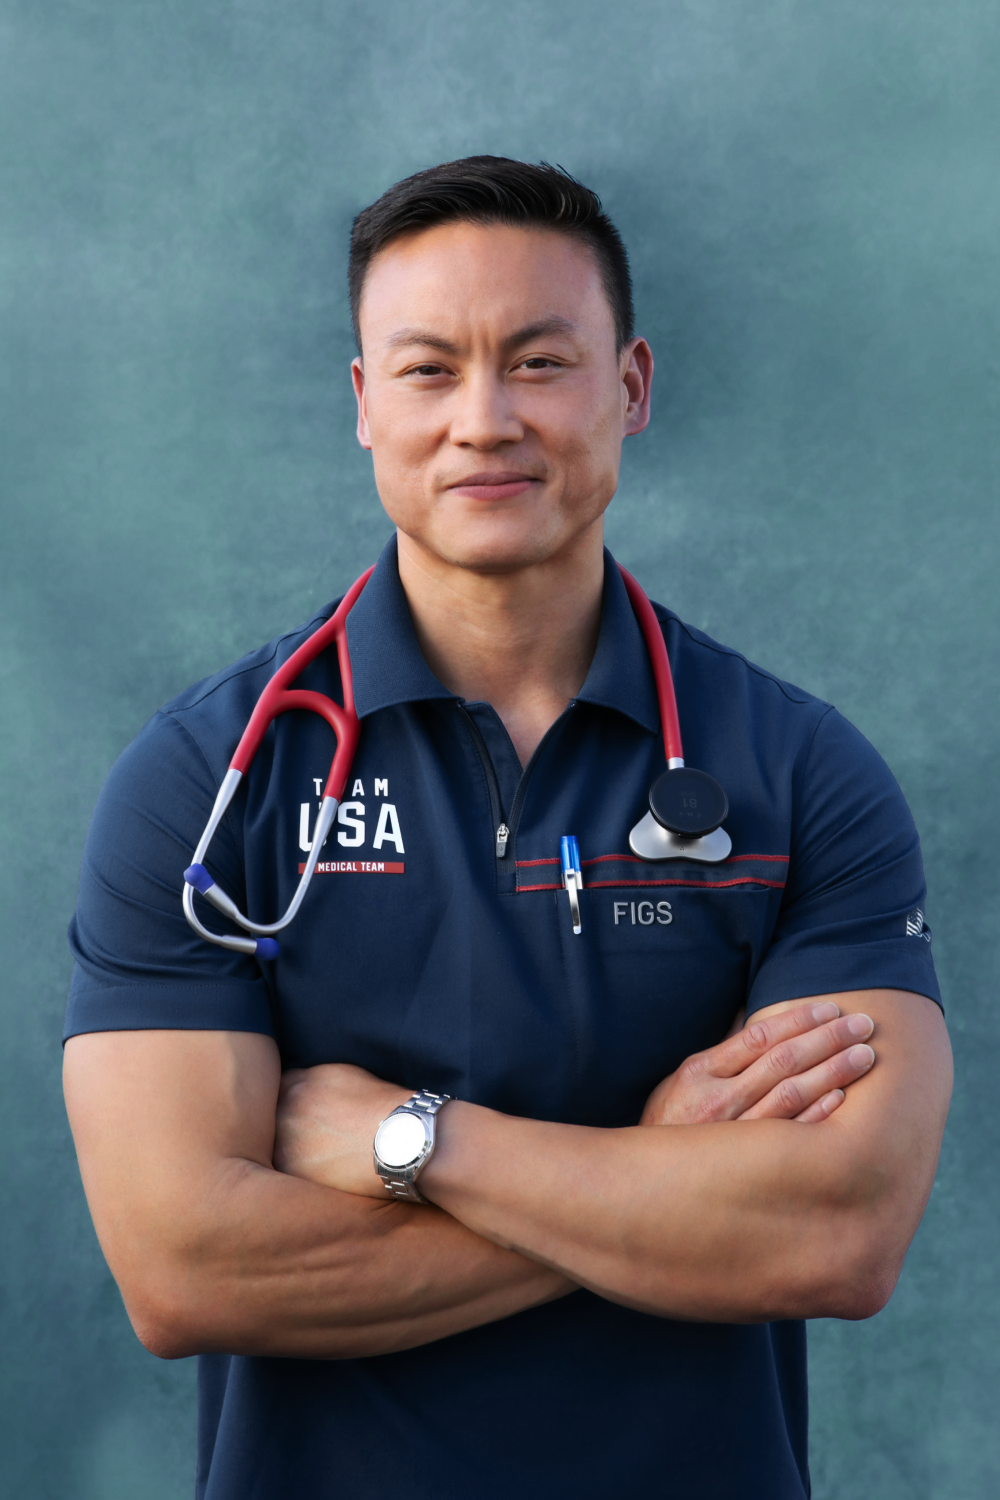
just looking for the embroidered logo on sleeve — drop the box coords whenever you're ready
[906,908,932,941]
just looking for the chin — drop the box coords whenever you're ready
[403,503,607,576]
[430,529,573,575]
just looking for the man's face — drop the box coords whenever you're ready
[352,221,652,574]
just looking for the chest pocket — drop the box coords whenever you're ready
[552,880,781,1126]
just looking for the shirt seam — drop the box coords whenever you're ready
[779,704,861,909]
[455,705,502,892]
[69,978,267,992]
[652,603,821,709]
[169,604,341,714]
[162,712,249,861]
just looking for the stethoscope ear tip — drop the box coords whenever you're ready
[255,938,280,960]
[184,863,214,894]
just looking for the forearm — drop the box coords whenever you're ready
[115,1158,572,1360]
[63,1030,571,1364]
[420,994,951,1323]
[420,1108,860,1321]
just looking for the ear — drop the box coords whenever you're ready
[621,337,654,437]
[351,357,372,450]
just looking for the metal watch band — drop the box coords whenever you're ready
[377,1091,453,1202]
[407,1090,451,1117]
[381,1179,427,1202]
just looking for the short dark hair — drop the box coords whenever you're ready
[348,156,634,354]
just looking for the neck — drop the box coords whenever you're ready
[396,525,606,766]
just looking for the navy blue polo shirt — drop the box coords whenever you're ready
[66,536,941,1500]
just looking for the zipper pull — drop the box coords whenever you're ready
[495,823,509,859]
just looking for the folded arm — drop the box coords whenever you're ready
[64,990,949,1360]
[418,990,951,1321]
[63,1029,572,1361]
[278,990,951,1325]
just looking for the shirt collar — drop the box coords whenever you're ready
[346,534,457,718]
[574,550,660,734]
[345,534,660,734]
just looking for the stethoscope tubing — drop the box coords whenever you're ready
[183,561,685,954]
[231,564,374,795]
[616,565,685,769]
[182,566,371,953]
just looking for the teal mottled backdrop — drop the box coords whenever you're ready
[1,2,998,1495]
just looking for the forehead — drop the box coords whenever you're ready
[358,221,614,346]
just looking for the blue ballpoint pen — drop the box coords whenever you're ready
[560,835,583,935]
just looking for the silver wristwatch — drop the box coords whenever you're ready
[373,1090,453,1202]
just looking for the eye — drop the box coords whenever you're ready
[514,356,563,374]
[409,363,447,377]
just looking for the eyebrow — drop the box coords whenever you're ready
[384,316,579,354]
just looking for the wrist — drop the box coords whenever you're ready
[417,1099,484,1203]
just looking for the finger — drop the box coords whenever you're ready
[738,1043,875,1121]
[794,1089,845,1123]
[703,1000,843,1080]
[719,1012,873,1116]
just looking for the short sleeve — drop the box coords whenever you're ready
[64,713,276,1041]
[746,707,942,1015]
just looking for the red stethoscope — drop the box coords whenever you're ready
[182,564,730,957]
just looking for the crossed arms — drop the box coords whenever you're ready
[63,989,951,1361]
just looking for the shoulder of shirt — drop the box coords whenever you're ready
[649,600,830,714]
[157,598,344,719]
[112,599,346,786]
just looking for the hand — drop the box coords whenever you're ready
[274,1063,409,1198]
[640,999,875,1127]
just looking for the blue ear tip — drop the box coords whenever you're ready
[184,863,214,894]
[256,938,279,961]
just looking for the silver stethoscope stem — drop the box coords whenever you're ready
[182,883,259,956]
[183,769,340,956]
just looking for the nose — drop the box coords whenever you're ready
[449,370,524,449]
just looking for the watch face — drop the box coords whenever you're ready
[375,1111,428,1169]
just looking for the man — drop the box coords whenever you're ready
[64,157,951,1499]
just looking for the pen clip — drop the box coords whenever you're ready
[560,835,583,936]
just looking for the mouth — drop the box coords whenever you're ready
[446,471,542,502]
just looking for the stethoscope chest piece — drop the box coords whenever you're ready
[629,767,732,864]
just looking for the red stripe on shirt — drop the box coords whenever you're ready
[515,851,789,870]
[516,875,787,893]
